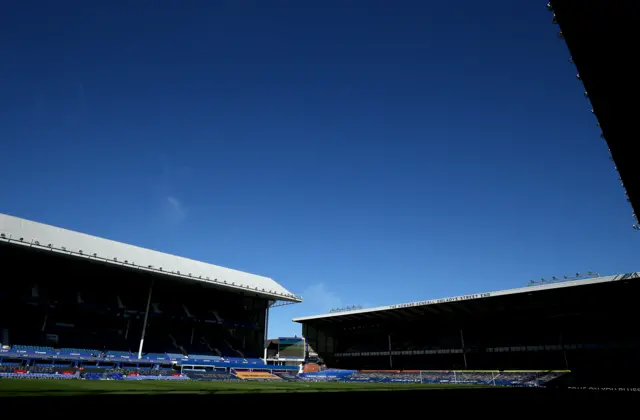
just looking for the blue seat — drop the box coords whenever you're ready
[141,353,170,361]
[105,350,134,358]
[59,348,97,357]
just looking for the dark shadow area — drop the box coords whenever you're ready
[1,388,638,413]
[551,0,639,218]
[301,275,640,387]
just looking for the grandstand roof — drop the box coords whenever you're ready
[551,0,640,220]
[0,213,301,302]
[292,272,639,323]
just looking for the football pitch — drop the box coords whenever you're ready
[0,379,481,396]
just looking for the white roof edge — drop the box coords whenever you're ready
[0,213,301,303]
[292,272,640,322]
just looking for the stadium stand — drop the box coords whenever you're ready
[295,273,640,387]
[0,213,303,384]
[0,214,298,359]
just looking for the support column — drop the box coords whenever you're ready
[460,329,468,369]
[560,330,569,369]
[264,303,270,344]
[388,334,393,369]
[137,279,154,359]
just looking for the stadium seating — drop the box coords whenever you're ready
[346,371,421,383]
[81,372,105,380]
[491,371,547,386]
[59,348,99,357]
[536,371,566,384]
[105,368,175,376]
[2,340,567,387]
[234,371,281,380]
[0,276,263,360]
[273,372,300,381]
[0,349,569,386]
[119,374,189,381]
[184,371,239,381]
[220,357,265,365]
[140,353,171,361]
[455,371,495,384]
[105,350,135,358]
[0,364,80,379]
[299,370,357,380]
[187,354,222,361]
[1,344,279,372]
[0,372,79,379]
[295,370,568,386]
[9,345,55,354]
[78,368,189,381]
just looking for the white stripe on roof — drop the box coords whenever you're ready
[0,213,300,302]
[292,272,639,322]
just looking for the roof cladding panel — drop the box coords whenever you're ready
[293,272,639,323]
[0,213,299,302]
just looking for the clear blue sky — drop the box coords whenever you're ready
[1,1,637,338]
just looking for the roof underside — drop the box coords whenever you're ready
[551,0,640,221]
[293,273,639,324]
[0,213,300,302]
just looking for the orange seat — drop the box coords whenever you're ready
[235,371,281,380]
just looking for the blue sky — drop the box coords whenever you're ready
[0,1,637,338]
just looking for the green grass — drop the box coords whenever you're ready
[0,379,482,396]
